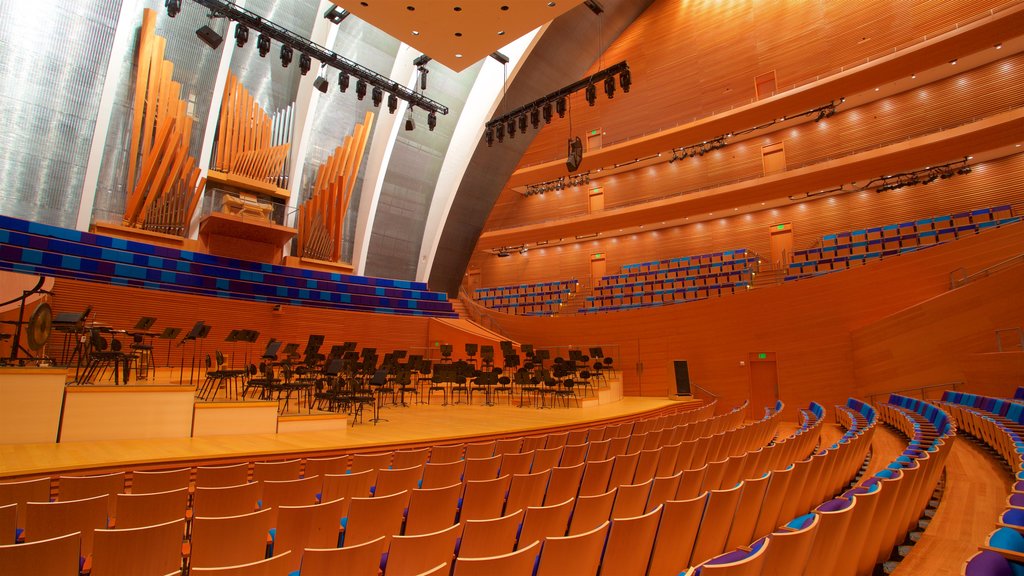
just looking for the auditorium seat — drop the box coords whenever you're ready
[459,509,523,558]
[544,463,585,506]
[0,531,81,576]
[535,521,609,576]
[690,483,744,566]
[517,497,574,548]
[131,468,191,494]
[190,550,292,576]
[302,456,348,479]
[271,497,347,571]
[58,472,125,522]
[452,539,540,576]
[505,471,551,516]
[611,478,652,520]
[193,482,260,518]
[600,505,663,575]
[373,465,423,501]
[463,455,502,482]
[342,491,407,548]
[420,461,466,489]
[692,536,769,575]
[25,494,108,570]
[963,550,1018,576]
[459,475,511,523]
[723,472,771,550]
[531,446,564,474]
[321,470,374,503]
[115,487,189,529]
[252,459,302,483]
[190,508,275,569]
[91,517,185,576]
[298,535,386,576]
[578,457,614,497]
[0,477,51,538]
[392,447,431,469]
[405,483,461,535]
[195,463,250,488]
[429,444,466,464]
[567,487,616,535]
[386,523,461,575]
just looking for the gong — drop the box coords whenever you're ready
[26,301,52,351]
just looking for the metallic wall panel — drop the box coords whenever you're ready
[427,0,655,295]
[298,18,401,263]
[93,1,223,224]
[0,0,121,228]
[363,61,483,280]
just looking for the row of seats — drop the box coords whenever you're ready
[786,242,944,279]
[602,256,757,287]
[622,248,756,274]
[582,280,750,314]
[814,205,1014,251]
[938,390,1024,575]
[0,215,456,317]
[594,270,752,296]
[474,279,578,317]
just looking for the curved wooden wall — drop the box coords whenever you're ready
[471,222,1024,416]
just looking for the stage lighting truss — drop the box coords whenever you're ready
[871,158,972,193]
[523,173,591,196]
[485,61,630,145]
[179,0,448,120]
[668,136,728,163]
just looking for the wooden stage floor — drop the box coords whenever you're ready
[0,395,680,479]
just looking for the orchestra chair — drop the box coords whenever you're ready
[405,483,461,535]
[298,535,386,576]
[25,494,108,571]
[535,521,608,576]
[130,468,191,494]
[189,508,274,569]
[303,455,348,479]
[190,550,292,576]
[115,487,189,529]
[91,517,185,576]
[517,498,574,548]
[0,531,81,576]
[341,491,407,549]
[428,444,465,464]
[385,523,461,575]
[0,476,51,539]
[58,472,125,522]
[452,539,541,576]
[193,482,260,518]
[647,493,709,576]
[252,459,303,483]
[568,488,617,536]
[460,509,524,558]
[459,475,512,523]
[543,463,585,506]
[599,504,663,575]
[195,463,250,488]
[421,461,466,489]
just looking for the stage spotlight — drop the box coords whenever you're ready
[323,5,349,24]
[603,75,615,99]
[355,79,367,100]
[496,123,505,143]
[427,111,436,131]
[337,71,349,92]
[556,97,567,118]
[404,110,415,131]
[619,68,631,92]
[256,34,271,57]
[279,44,293,67]
[957,165,972,175]
[518,114,527,133]
[387,93,398,114]
[234,24,249,48]
[486,127,494,147]
[530,108,540,129]
[299,53,311,75]
[313,75,329,93]
[165,0,181,17]
[418,67,429,90]
[507,118,516,138]
[585,83,597,106]
[196,25,223,49]
[542,102,553,124]
[371,86,383,107]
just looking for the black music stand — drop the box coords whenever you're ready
[54,308,90,369]
[475,370,499,406]
[589,347,604,359]
[534,349,550,368]
[262,339,283,361]
[178,321,205,387]
[134,317,157,331]
[159,327,181,368]
[238,329,259,374]
[281,343,300,362]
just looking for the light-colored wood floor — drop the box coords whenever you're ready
[0,396,680,479]
[893,436,1009,576]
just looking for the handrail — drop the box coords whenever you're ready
[867,381,961,407]
[950,252,1024,289]
[458,287,511,338]
[692,383,719,399]
[996,328,1024,352]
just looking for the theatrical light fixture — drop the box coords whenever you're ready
[507,118,517,139]
[337,71,349,92]
[495,122,505,143]
[404,109,415,131]
[371,86,383,107]
[668,136,728,163]
[313,74,329,93]
[234,24,249,47]
[196,24,223,49]
[355,79,367,100]
[518,114,528,133]
[418,66,429,90]
[485,127,494,147]
[188,0,449,121]
[166,0,182,17]
[871,158,971,193]
[323,5,349,24]
[523,173,590,196]
[486,61,630,144]
[387,93,398,114]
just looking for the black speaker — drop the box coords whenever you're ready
[566,136,583,172]
[673,360,691,396]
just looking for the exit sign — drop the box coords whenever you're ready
[590,129,599,136]
[758,353,767,359]
[776,224,785,230]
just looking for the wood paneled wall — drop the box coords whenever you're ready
[486,53,1024,233]
[471,152,1024,289]
[515,0,1014,169]
[470,221,1024,418]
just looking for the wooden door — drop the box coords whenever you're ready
[588,188,604,213]
[587,130,602,151]
[748,352,779,420]
[769,223,793,269]
[762,142,786,175]
[590,254,606,286]
[755,71,777,100]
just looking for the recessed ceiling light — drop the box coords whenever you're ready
[454,32,462,37]
[911,73,917,79]
[497,30,505,36]
[875,87,880,91]
[950,58,957,65]
[406,5,414,10]
[455,53,463,58]
[360,1,368,5]
[995,43,1003,49]
[501,4,510,10]
[453,6,462,11]
[411,30,419,35]
[547,1,556,6]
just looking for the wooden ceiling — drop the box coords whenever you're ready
[332,0,585,72]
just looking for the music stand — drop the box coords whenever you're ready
[589,347,604,360]
[179,321,205,387]
[534,349,550,368]
[521,344,535,357]
[53,308,91,370]
[239,329,259,372]
[328,345,345,359]
[133,317,157,331]
[262,339,282,360]
[159,327,181,368]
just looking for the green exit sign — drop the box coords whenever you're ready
[593,253,605,259]
[590,129,599,136]
[758,353,767,359]
[776,224,785,231]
